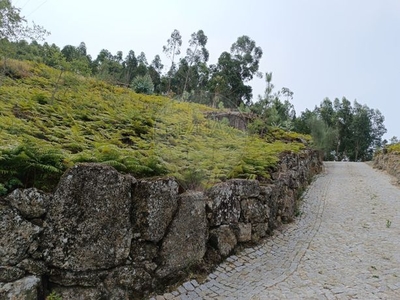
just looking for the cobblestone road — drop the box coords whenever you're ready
[152,162,400,299]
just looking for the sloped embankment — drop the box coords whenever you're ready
[374,151,400,184]
[0,59,311,195]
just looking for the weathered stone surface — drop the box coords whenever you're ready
[5,188,50,219]
[104,266,152,299]
[207,180,260,226]
[48,269,108,287]
[0,275,42,300]
[50,285,107,300]
[42,163,134,271]
[0,204,42,266]
[204,111,254,131]
[209,225,237,257]
[130,240,159,263]
[16,259,48,276]
[240,198,270,223]
[252,223,269,242]
[261,184,283,230]
[132,177,179,242]
[0,149,323,299]
[0,266,25,282]
[280,189,296,223]
[237,223,252,242]
[156,192,208,278]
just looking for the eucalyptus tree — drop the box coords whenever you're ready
[60,42,91,75]
[209,35,263,107]
[135,51,148,77]
[163,29,182,92]
[182,29,209,94]
[350,101,372,161]
[92,49,124,83]
[148,55,163,93]
[122,50,138,85]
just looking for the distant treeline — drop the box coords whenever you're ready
[1,30,265,109]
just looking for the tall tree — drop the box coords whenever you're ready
[209,35,263,107]
[122,50,137,85]
[230,35,263,81]
[60,43,91,75]
[149,54,163,93]
[163,29,182,93]
[182,30,209,94]
[350,101,372,161]
[135,51,148,77]
[92,49,123,83]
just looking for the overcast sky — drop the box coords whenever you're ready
[18,0,400,140]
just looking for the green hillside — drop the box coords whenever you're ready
[0,59,310,195]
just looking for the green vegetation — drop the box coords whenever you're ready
[0,59,309,195]
[46,291,62,300]
[0,0,389,196]
[386,143,400,154]
[386,219,392,228]
[293,97,386,161]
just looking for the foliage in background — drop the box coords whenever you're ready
[293,97,386,161]
[385,143,400,154]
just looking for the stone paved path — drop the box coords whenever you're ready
[151,162,400,299]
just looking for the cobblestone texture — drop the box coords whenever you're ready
[151,162,400,299]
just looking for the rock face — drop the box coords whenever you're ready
[132,177,179,242]
[0,275,42,300]
[0,150,322,299]
[156,192,208,278]
[0,204,42,266]
[207,179,260,226]
[5,188,50,219]
[205,111,254,131]
[42,163,135,271]
[209,226,237,257]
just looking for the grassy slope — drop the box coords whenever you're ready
[0,59,310,193]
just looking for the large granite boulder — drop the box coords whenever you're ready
[240,198,270,223]
[209,225,237,257]
[260,184,282,230]
[206,179,260,226]
[156,192,208,278]
[42,163,135,271]
[132,177,179,242]
[0,204,42,266]
[5,188,50,219]
[0,275,42,300]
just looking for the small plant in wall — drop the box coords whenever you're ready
[46,291,62,300]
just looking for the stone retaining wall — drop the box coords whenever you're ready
[0,150,322,299]
[374,153,400,183]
